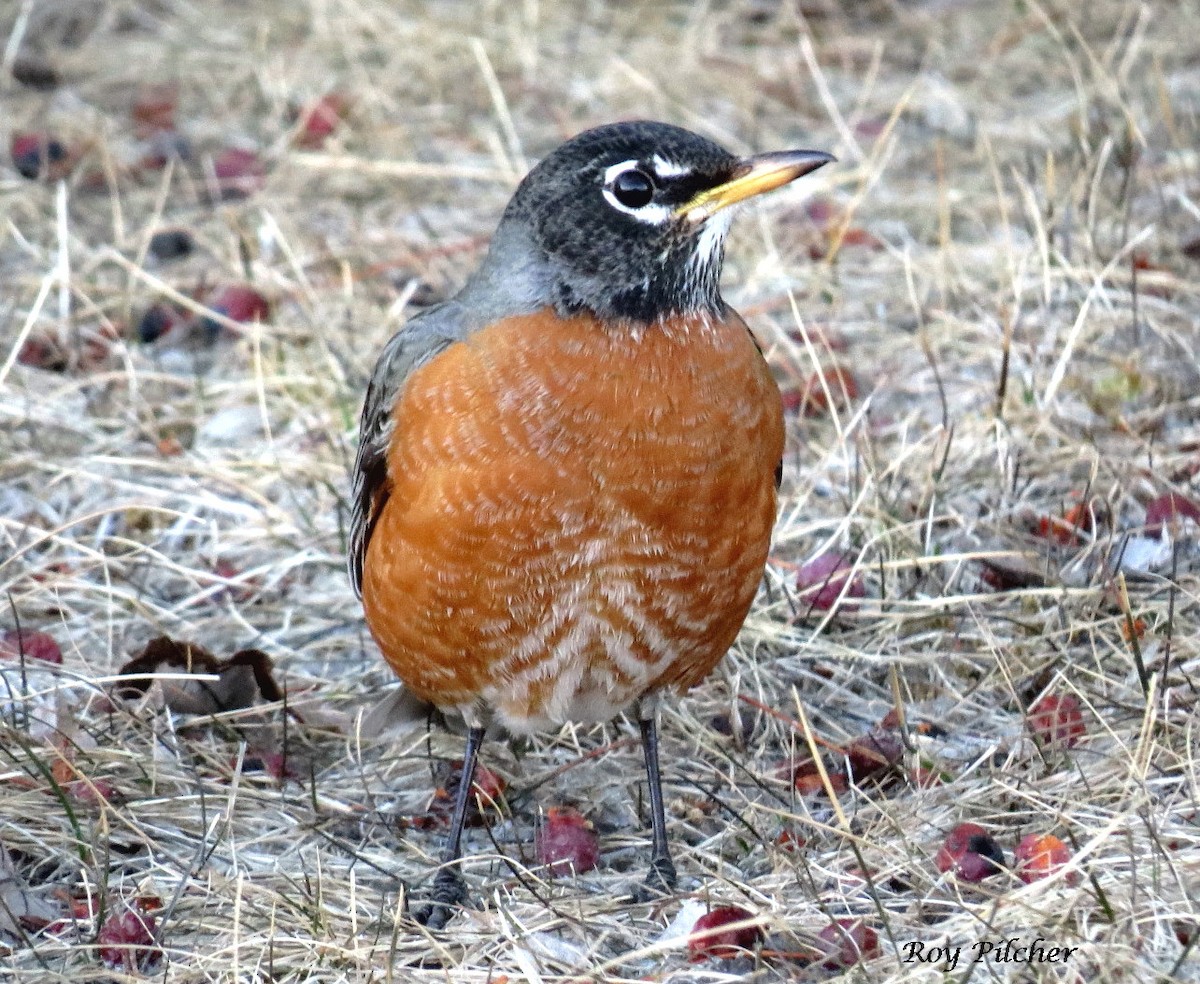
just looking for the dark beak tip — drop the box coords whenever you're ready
[800,150,837,172]
[738,148,837,178]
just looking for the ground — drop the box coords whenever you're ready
[1,0,1198,981]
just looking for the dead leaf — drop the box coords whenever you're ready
[0,841,60,939]
[114,636,281,715]
[978,551,1048,590]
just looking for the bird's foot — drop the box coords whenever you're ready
[630,855,677,903]
[411,869,470,930]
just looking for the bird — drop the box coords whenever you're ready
[349,120,833,928]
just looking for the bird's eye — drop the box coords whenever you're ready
[611,168,655,208]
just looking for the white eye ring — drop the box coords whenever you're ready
[601,160,672,224]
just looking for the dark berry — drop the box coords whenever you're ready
[137,303,185,343]
[147,229,194,262]
[12,133,68,180]
[936,822,1006,882]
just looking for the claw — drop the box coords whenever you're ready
[630,854,677,903]
[411,868,470,929]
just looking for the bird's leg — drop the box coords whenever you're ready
[632,701,678,902]
[413,723,486,929]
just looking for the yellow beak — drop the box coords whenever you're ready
[679,149,835,223]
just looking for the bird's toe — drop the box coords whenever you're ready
[411,869,470,929]
[630,855,678,903]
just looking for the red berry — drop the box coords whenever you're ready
[212,285,270,322]
[1015,833,1077,885]
[687,905,762,960]
[97,906,160,970]
[817,918,880,968]
[212,147,265,198]
[1145,492,1200,535]
[0,628,63,664]
[295,93,348,148]
[243,749,301,782]
[796,553,865,612]
[198,285,270,339]
[433,760,507,827]
[1028,693,1086,750]
[535,806,599,876]
[936,822,1006,882]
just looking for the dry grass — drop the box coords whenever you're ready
[2,0,1199,980]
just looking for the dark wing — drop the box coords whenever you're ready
[348,309,460,597]
[739,311,784,491]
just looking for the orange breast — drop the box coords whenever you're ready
[361,307,783,733]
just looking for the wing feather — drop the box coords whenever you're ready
[348,309,461,596]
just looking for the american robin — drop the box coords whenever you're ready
[349,120,832,927]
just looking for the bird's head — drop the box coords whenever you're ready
[493,120,833,324]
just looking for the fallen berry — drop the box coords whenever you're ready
[1028,693,1086,750]
[535,806,599,876]
[136,303,187,343]
[212,146,265,198]
[11,133,70,180]
[1015,833,1077,885]
[0,628,63,664]
[97,905,161,971]
[197,285,270,339]
[840,227,884,250]
[817,918,880,968]
[936,822,1006,882]
[12,54,60,90]
[796,553,865,612]
[16,333,68,371]
[295,93,348,148]
[688,905,763,961]
[147,229,195,262]
[243,749,301,782]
